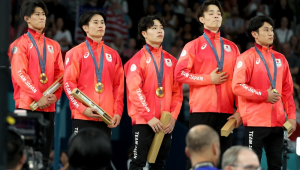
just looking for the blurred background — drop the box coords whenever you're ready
[6,0,300,169]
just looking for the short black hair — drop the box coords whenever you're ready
[246,15,274,41]
[19,0,48,22]
[68,127,111,170]
[196,0,223,24]
[79,10,106,36]
[138,15,166,36]
[7,127,24,169]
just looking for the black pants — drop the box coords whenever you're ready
[244,127,283,170]
[187,112,233,169]
[26,110,54,168]
[72,119,112,139]
[129,125,172,170]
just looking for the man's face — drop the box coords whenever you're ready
[232,150,260,170]
[142,19,164,45]
[199,5,222,30]
[26,7,46,30]
[252,22,274,46]
[84,14,106,38]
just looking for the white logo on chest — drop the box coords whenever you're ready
[105,53,112,62]
[84,52,89,58]
[47,45,54,53]
[256,58,260,64]
[165,58,172,67]
[146,57,151,63]
[201,43,207,50]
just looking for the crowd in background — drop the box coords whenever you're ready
[7,0,300,167]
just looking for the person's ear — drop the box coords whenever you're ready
[82,25,88,34]
[199,16,205,25]
[24,16,29,22]
[141,31,147,39]
[251,31,259,40]
[185,147,191,159]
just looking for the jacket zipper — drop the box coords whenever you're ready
[266,51,272,127]
[38,35,45,111]
[213,37,219,113]
[96,42,100,121]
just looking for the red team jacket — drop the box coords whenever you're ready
[232,43,296,127]
[174,29,240,114]
[64,37,124,121]
[124,44,183,125]
[9,28,64,112]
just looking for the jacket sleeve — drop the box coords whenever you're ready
[53,44,64,101]
[112,53,124,116]
[170,59,183,120]
[125,59,153,122]
[10,39,43,102]
[174,42,211,86]
[281,58,296,119]
[63,49,87,114]
[232,53,269,102]
[234,45,241,113]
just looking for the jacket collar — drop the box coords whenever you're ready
[203,28,220,40]
[254,42,273,53]
[144,43,162,53]
[28,28,45,39]
[86,36,104,48]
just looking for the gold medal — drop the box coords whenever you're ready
[39,73,48,84]
[156,87,165,98]
[272,89,278,94]
[217,71,223,74]
[95,82,104,93]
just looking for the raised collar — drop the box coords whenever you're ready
[144,43,162,53]
[203,28,220,40]
[27,28,44,39]
[254,42,273,54]
[86,36,104,48]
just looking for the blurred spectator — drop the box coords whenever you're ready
[162,3,178,52]
[272,31,281,51]
[83,0,100,8]
[289,35,300,56]
[60,150,70,170]
[110,32,124,55]
[174,36,185,52]
[103,0,128,47]
[7,127,25,170]
[224,5,244,41]
[154,0,164,14]
[236,19,252,52]
[271,0,294,29]
[183,7,200,37]
[52,17,73,61]
[185,125,220,169]
[169,45,180,59]
[246,41,255,50]
[168,0,188,27]
[146,3,157,15]
[275,16,293,44]
[222,146,261,170]
[177,23,193,45]
[244,0,270,17]
[45,29,54,39]
[48,149,63,170]
[282,43,300,77]
[45,0,66,20]
[121,38,139,63]
[68,127,111,170]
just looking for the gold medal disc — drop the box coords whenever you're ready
[272,89,278,94]
[95,83,104,93]
[39,73,48,84]
[156,87,165,98]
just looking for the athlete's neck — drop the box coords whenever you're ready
[87,35,103,43]
[204,25,219,33]
[256,41,270,49]
[28,25,43,35]
[145,40,161,49]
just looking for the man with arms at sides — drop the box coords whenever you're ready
[174,0,241,168]
[185,125,221,170]
[64,10,124,138]
[222,146,261,170]
[232,15,296,170]
[8,0,64,167]
[124,15,183,170]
